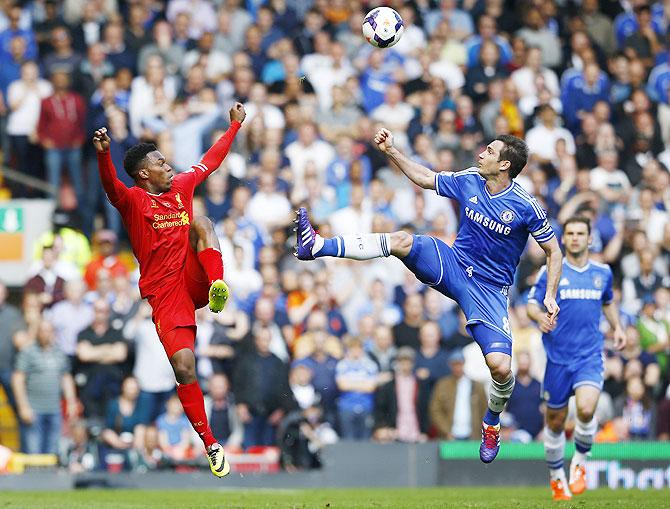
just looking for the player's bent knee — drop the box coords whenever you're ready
[545,410,567,432]
[576,407,595,423]
[487,354,512,382]
[390,231,413,257]
[170,349,197,384]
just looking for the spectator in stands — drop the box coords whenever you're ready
[36,70,87,204]
[24,244,66,308]
[392,293,424,350]
[156,394,193,463]
[525,104,575,166]
[6,60,52,195]
[0,6,36,62]
[234,327,294,448]
[367,325,397,374]
[505,351,543,440]
[204,373,243,449]
[294,329,339,427]
[615,375,655,440]
[373,346,424,443]
[83,230,128,290]
[515,7,561,69]
[12,320,77,454]
[289,363,318,410]
[415,321,450,432]
[45,278,93,358]
[561,62,610,133]
[42,25,81,77]
[100,375,150,471]
[0,281,24,413]
[336,336,379,440]
[429,349,487,440]
[60,420,99,473]
[465,14,512,69]
[75,299,128,420]
[124,302,175,421]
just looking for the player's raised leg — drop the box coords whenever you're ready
[294,207,413,261]
[189,216,229,312]
[569,385,599,495]
[167,333,230,477]
[544,406,572,500]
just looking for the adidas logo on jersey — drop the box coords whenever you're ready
[559,278,570,286]
[469,195,478,204]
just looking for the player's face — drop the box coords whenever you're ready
[562,222,591,256]
[477,140,509,177]
[140,151,174,192]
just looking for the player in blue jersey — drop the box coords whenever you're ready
[295,128,563,463]
[527,216,626,501]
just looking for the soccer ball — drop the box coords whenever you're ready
[362,7,404,49]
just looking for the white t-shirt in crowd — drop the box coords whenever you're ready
[7,80,53,136]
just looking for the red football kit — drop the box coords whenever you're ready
[97,121,241,357]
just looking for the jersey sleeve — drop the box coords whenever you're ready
[602,267,614,304]
[434,169,477,200]
[97,150,131,209]
[527,266,547,305]
[192,120,241,187]
[524,199,555,244]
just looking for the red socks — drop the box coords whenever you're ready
[176,381,217,448]
[197,248,224,284]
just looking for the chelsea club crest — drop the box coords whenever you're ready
[500,210,515,224]
[593,275,603,289]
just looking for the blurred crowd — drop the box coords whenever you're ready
[0,0,669,473]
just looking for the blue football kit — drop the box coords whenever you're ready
[401,168,555,356]
[529,260,613,408]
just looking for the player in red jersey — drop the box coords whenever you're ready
[92,103,246,477]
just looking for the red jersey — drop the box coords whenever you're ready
[96,121,241,299]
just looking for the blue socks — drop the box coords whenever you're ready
[484,409,501,427]
[314,237,338,258]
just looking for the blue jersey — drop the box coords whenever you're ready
[529,260,613,364]
[435,169,554,288]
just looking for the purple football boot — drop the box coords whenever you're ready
[479,422,501,463]
[294,207,316,260]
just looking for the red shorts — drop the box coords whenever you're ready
[147,247,210,358]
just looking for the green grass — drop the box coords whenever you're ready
[0,487,667,509]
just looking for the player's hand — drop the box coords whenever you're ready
[92,127,111,152]
[612,326,627,351]
[538,314,557,334]
[543,296,560,326]
[230,102,246,124]
[374,128,394,153]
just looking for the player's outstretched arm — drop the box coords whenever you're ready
[93,127,130,205]
[539,236,562,325]
[374,128,436,190]
[194,102,246,186]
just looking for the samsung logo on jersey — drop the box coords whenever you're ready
[559,288,602,300]
[464,207,512,236]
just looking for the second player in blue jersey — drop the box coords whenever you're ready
[528,216,626,501]
[295,127,563,464]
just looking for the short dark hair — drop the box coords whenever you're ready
[495,135,528,179]
[123,143,156,179]
[563,216,591,235]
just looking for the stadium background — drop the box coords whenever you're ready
[0,0,669,498]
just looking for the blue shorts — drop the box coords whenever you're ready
[401,235,512,356]
[542,355,604,409]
